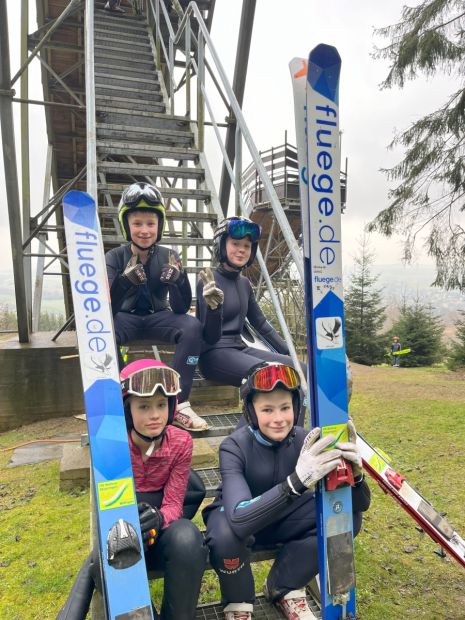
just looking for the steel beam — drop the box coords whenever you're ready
[218,0,256,215]
[0,0,29,342]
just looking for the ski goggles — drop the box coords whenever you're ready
[249,364,300,392]
[121,183,163,208]
[226,218,261,242]
[122,366,181,398]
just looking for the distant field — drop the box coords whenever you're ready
[0,364,464,618]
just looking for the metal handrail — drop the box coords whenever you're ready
[150,1,308,383]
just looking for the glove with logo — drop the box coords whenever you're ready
[137,502,164,551]
[199,267,224,310]
[287,427,342,495]
[160,253,182,285]
[335,419,363,479]
[123,254,147,286]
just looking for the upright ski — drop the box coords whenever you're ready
[291,46,356,619]
[63,190,153,620]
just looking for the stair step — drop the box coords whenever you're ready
[95,83,162,100]
[102,235,214,246]
[93,21,148,35]
[98,207,217,222]
[95,50,153,65]
[96,123,193,146]
[97,108,189,131]
[97,141,198,160]
[99,161,204,180]
[95,70,160,87]
[96,95,165,113]
[95,35,151,51]
[94,8,146,24]
[98,184,210,201]
[95,65,157,81]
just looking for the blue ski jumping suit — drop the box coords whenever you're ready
[203,424,371,605]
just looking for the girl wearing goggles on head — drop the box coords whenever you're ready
[57,358,207,620]
[196,217,308,423]
[202,362,371,620]
[106,182,209,432]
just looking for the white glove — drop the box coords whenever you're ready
[123,254,146,286]
[335,419,363,478]
[293,427,342,491]
[199,267,224,310]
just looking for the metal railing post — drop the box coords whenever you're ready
[185,19,191,117]
[235,125,242,216]
[196,29,205,153]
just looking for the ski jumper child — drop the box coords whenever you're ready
[391,336,401,367]
[56,359,207,620]
[121,359,207,619]
[203,362,371,620]
[106,182,209,431]
[196,217,307,419]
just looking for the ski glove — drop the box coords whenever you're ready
[138,502,164,550]
[199,267,224,310]
[160,254,182,285]
[123,254,147,286]
[288,427,342,494]
[335,419,363,478]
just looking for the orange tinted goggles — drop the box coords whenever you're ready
[251,364,300,391]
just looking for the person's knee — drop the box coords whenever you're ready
[206,514,245,558]
[164,519,207,564]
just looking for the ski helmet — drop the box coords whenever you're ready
[118,182,166,244]
[213,216,262,269]
[240,362,302,431]
[120,359,181,441]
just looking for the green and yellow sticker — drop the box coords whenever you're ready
[368,453,387,474]
[97,477,136,511]
[321,423,348,448]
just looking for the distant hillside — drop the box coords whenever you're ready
[344,263,465,337]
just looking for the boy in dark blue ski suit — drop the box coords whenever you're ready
[203,362,371,620]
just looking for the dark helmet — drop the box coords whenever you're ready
[120,359,181,441]
[213,216,262,269]
[240,362,302,431]
[118,182,166,244]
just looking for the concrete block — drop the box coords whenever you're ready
[192,438,216,468]
[60,444,90,492]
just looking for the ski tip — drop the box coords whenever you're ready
[289,57,307,78]
[307,43,341,104]
[63,190,95,208]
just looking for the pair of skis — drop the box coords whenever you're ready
[291,45,356,620]
[63,191,154,619]
[291,45,465,620]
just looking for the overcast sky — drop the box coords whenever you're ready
[0,0,457,281]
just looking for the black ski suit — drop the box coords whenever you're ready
[196,265,307,386]
[202,425,371,605]
[106,243,203,402]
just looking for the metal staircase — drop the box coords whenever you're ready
[92,2,218,266]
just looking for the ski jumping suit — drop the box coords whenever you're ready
[203,425,371,605]
[196,265,307,403]
[131,425,207,619]
[106,243,203,402]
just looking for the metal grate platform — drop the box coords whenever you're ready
[196,590,321,619]
[196,467,222,496]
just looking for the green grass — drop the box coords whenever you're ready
[1,364,465,618]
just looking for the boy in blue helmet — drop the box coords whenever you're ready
[106,182,209,431]
[203,362,371,620]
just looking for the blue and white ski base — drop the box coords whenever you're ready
[63,190,153,620]
[291,46,356,619]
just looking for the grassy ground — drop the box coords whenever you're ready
[1,364,464,619]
